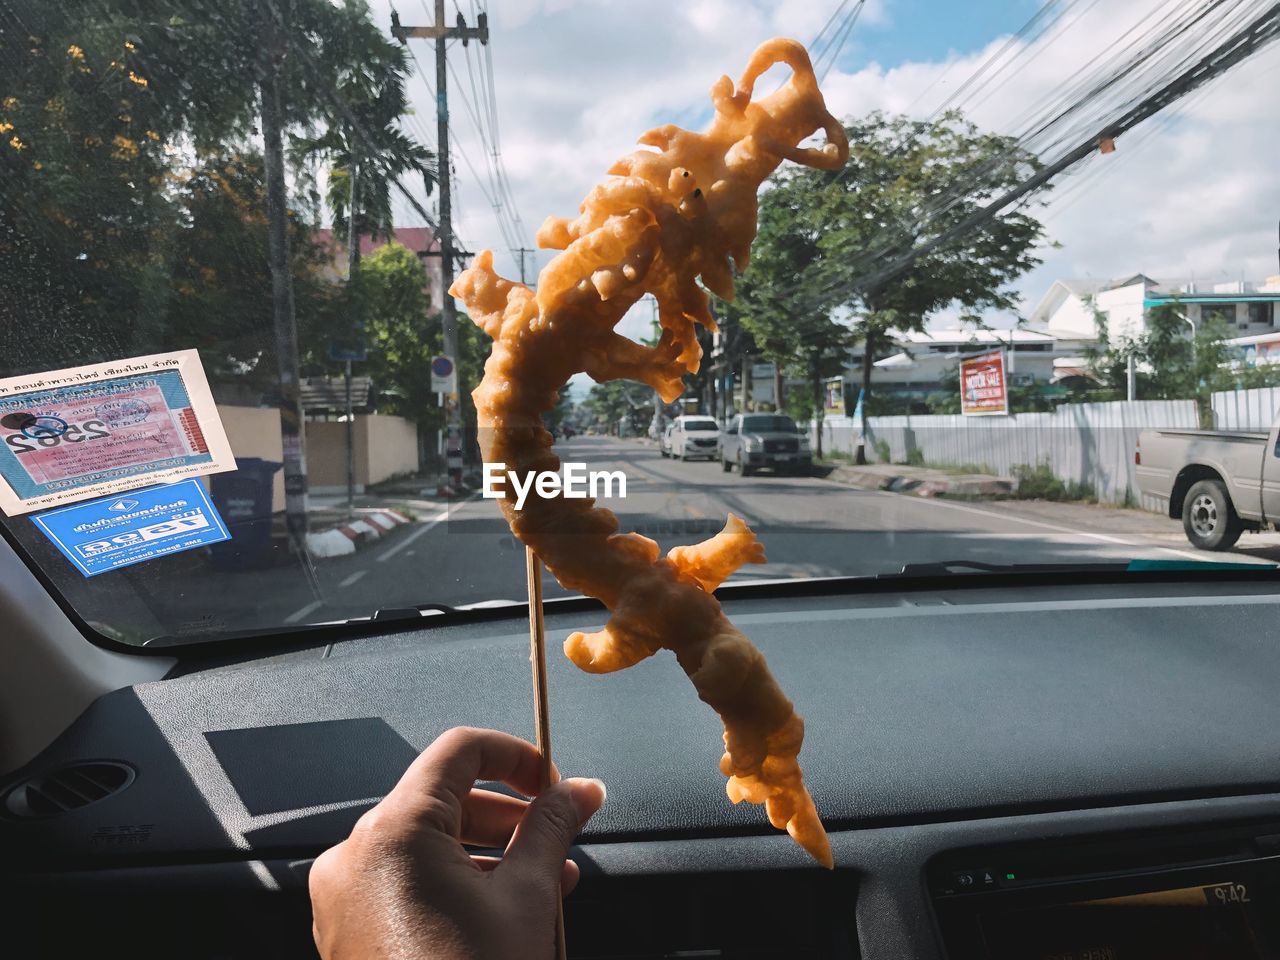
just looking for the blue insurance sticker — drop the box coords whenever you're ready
[31,479,230,577]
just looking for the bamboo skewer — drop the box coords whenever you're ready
[526,546,568,960]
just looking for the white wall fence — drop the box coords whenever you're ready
[812,400,1199,510]
[1212,386,1280,431]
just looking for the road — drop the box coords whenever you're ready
[108,435,1279,641]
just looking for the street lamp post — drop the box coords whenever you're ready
[1176,310,1197,368]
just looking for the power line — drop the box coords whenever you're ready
[793,0,1274,312]
[882,4,1279,293]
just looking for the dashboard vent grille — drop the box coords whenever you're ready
[3,761,135,819]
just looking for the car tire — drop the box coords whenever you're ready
[1182,479,1243,551]
[722,456,732,473]
[739,454,755,477]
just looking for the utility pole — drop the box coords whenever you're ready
[344,156,360,519]
[259,0,310,550]
[393,4,487,489]
[515,247,536,285]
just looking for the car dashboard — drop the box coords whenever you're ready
[6,579,1280,959]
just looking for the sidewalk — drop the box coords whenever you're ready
[822,461,1015,498]
[277,472,473,559]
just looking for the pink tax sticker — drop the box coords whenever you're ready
[0,350,235,516]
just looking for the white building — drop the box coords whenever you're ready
[1029,274,1280,343]
[870,328,1094,398]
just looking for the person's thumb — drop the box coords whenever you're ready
[500,778,606,892]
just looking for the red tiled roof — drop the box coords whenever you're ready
[315,227,438,258]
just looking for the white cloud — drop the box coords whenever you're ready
[373,0,1280,344]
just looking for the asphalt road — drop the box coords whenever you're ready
[76,435,1278,642]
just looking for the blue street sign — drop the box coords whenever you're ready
[31,479,231,577]
[327,338,368,362]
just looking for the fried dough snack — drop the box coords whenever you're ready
[451,38,848,868]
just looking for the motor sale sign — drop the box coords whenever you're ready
[960,350,1009,416]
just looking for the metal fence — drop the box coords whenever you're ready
[1212,387,1280,430]
[812,400,1199,510]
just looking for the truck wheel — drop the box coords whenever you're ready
[1182,479,1243,551]
[739,454,755,477]
[722,456,732,473]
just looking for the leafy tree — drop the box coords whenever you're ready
[718,170,850,457]
[290,3,434,246]
[582,380,652,435]
[810,112,1047,459]
[1086,300,1233,422]
[351,242,437,424]
[543,390,575,434]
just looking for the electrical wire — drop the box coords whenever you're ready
[788,0,1280,311]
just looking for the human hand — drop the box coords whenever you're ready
[309,726,606,960]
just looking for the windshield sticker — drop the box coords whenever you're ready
[0,350,235,516]
[30,479,231,578]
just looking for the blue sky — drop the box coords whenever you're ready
[835,0,1043,68]
[375,0,1280,358]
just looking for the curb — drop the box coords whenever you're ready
[306,509,413,559]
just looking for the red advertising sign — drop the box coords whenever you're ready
[959,349,1009,416]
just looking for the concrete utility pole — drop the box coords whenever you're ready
[259,1,309,548]
[345,157,361,519]
[393,4,488,487]
[515,247,538,286]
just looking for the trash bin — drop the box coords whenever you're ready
[208,457,283,571]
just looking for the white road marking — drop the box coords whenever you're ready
[339,569,368,588]
[871,490,1273,565]
[377,490,483,563]
[283,600,323,624]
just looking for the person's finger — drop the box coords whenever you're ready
[461,788,528,847]
[470,854,582,894]
[380,727,555,838]
[499,778,605,892]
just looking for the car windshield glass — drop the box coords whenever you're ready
[742,417,798,433]
[2,0,1277,649]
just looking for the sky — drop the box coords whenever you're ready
[373,0,1280,354]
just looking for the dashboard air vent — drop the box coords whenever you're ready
[3,761,135,819]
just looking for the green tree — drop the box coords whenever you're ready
[813,112,1048,459]
[543,390,575,434]
[353,242,437,424]
[583,380,652,435]
[718,171,851,457]
[1086,301,1233,423]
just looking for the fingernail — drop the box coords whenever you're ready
[565,778,606,824]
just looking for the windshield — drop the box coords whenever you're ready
[2,0,1277,649]
[741,416,799,434]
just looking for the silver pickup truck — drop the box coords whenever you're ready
[1135,419,1280,550]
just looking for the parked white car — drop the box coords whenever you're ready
[664,415,722,461]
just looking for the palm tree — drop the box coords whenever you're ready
[291,1,435,287]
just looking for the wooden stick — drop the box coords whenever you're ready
[525,546,568,960]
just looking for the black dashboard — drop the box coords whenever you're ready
[6,578,1280,959]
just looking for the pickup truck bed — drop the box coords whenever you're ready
[1136,424,1277,550]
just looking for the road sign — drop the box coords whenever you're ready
[960,350,1009,416]
[431,355,457,394]
[31,479,230,577]
[327,337,368,362]
[824,377,846,414]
